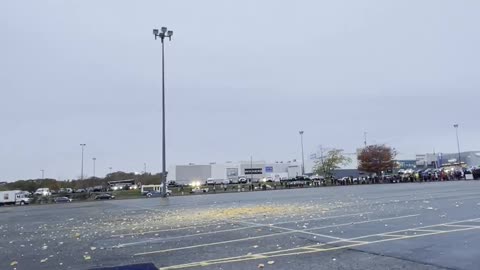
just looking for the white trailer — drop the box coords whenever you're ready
[265,173,289,182]
[140,184,171,195]
[0,190,30,206]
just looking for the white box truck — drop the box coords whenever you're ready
[0,190,31,206]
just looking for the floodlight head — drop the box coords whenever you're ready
[161,27,167,33]
[153,29,159,36]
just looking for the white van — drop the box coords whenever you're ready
[206,178,215,185]
[34,188,51,196]
[0,190,30,206]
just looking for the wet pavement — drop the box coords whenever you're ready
[2,181,480,270]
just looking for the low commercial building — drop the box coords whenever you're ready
[168,161,302,185]
[416,151,480,168]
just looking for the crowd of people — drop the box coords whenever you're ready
[334,167,480,186]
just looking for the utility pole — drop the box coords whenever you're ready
[144,162,147,174]
[40,169,44,179]
[364,132,367,147]
[250,156,253,184]
[453,124,461,167]
[80,144,86,180]
[319,145,325,176]
[92,157,96,178]
[299,131,305,175]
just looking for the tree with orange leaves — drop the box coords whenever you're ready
[358,145,396,175]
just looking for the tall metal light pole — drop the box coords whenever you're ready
[40,169,44,179]
[299,131,305,175]
[80,144,86,180]
[250,156,253,184]
[92,157,96,178]
[453,124,461,166]
[153,27,173,197]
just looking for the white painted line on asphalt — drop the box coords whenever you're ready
[413,229,444,233]
[381,233,409,237]
[115,225,261,247]
[113,211,372,238]
[442,224,480,228]
[155,216,480,270]
[233,219,349,241]
[233,216,480,257]
[268,211,374,225]
[111,222,236,237]
[131,214,419,254]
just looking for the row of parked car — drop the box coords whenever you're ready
[53,193,115,203]
[33,186,107,197]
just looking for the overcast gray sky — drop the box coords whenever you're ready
[1,0,479,181]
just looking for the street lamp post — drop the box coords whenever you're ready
[453,124,461,166]
[299,131,305,175]
[80,144,86,180]
[92,157,96,178]
[153,27,174,197]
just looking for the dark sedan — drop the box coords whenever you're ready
[95,194,115,200]
[54,197,72,203]
[145,190,171,197]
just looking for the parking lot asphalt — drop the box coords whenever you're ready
[2,181,480,270]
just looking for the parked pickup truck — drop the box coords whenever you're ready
[0,190,31,206]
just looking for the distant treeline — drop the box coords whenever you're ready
[0,171,164,192]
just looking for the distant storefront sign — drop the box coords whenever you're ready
[245,168,263,174]
[226,168,239,177]
[265,166,273,173]
[397,160,416,169]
